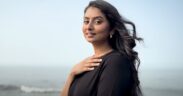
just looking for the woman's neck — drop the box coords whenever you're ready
[92,41,113,57]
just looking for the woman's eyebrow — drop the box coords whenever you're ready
[84,17,89,20]
[84,16,104,20]
[94,16,103,20]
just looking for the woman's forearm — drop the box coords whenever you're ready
[60,73,75,96]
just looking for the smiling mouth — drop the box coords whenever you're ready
[86,32,96,37]
[87,35,95,38]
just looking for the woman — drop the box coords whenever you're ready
[61,0,143,96]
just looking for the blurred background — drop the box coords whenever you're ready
[0,0,183,96]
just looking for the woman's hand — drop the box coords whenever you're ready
[70,55,102,76]
[61,56,102,96]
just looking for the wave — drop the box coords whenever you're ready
[20,85,60,93]
[0,84,60,93]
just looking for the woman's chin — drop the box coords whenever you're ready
[87,40,95,43]
[86,39,97,43]
[85,37,94,42]
[86,38,106,44]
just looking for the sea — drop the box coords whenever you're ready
[0,66,183,96]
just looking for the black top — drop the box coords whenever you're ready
[69,50,133,96]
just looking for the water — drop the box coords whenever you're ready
[0,66,70,96]
[0,66,183,96]
[140,68,183,96]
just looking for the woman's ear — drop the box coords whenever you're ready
[110,28,115,35]
[109,29,115,38]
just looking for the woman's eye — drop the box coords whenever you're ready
[83,20,89,24]
[95,20,102,24]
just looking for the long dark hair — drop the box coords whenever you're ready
[84,0,143,96]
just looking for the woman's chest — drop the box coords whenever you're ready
[69,67,102,96]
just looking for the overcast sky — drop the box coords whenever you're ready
[0,0,183,70]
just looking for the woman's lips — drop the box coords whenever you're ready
[87,35,94,38]
[86,32,96,38]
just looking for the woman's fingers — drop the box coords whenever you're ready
[84,56,102,71]
[83,62,100,72]
[91,55,102,59]
[87,56,102,63]
[71,55,103,76]
[88,59,102,63]
[83,67,95,71]
[84,63,100,67]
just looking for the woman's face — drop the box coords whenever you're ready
[82,7,111,44]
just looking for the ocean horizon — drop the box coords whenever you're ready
[0,65,183,96]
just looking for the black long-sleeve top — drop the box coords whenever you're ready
[68,50,133,96]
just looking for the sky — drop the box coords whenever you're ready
[0,0,183,70]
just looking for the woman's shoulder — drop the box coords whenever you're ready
[102,50,131,68]
[103,50,128,61]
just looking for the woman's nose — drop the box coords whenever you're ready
[87,22,94,31]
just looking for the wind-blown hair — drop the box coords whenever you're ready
[84,0,143,96]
